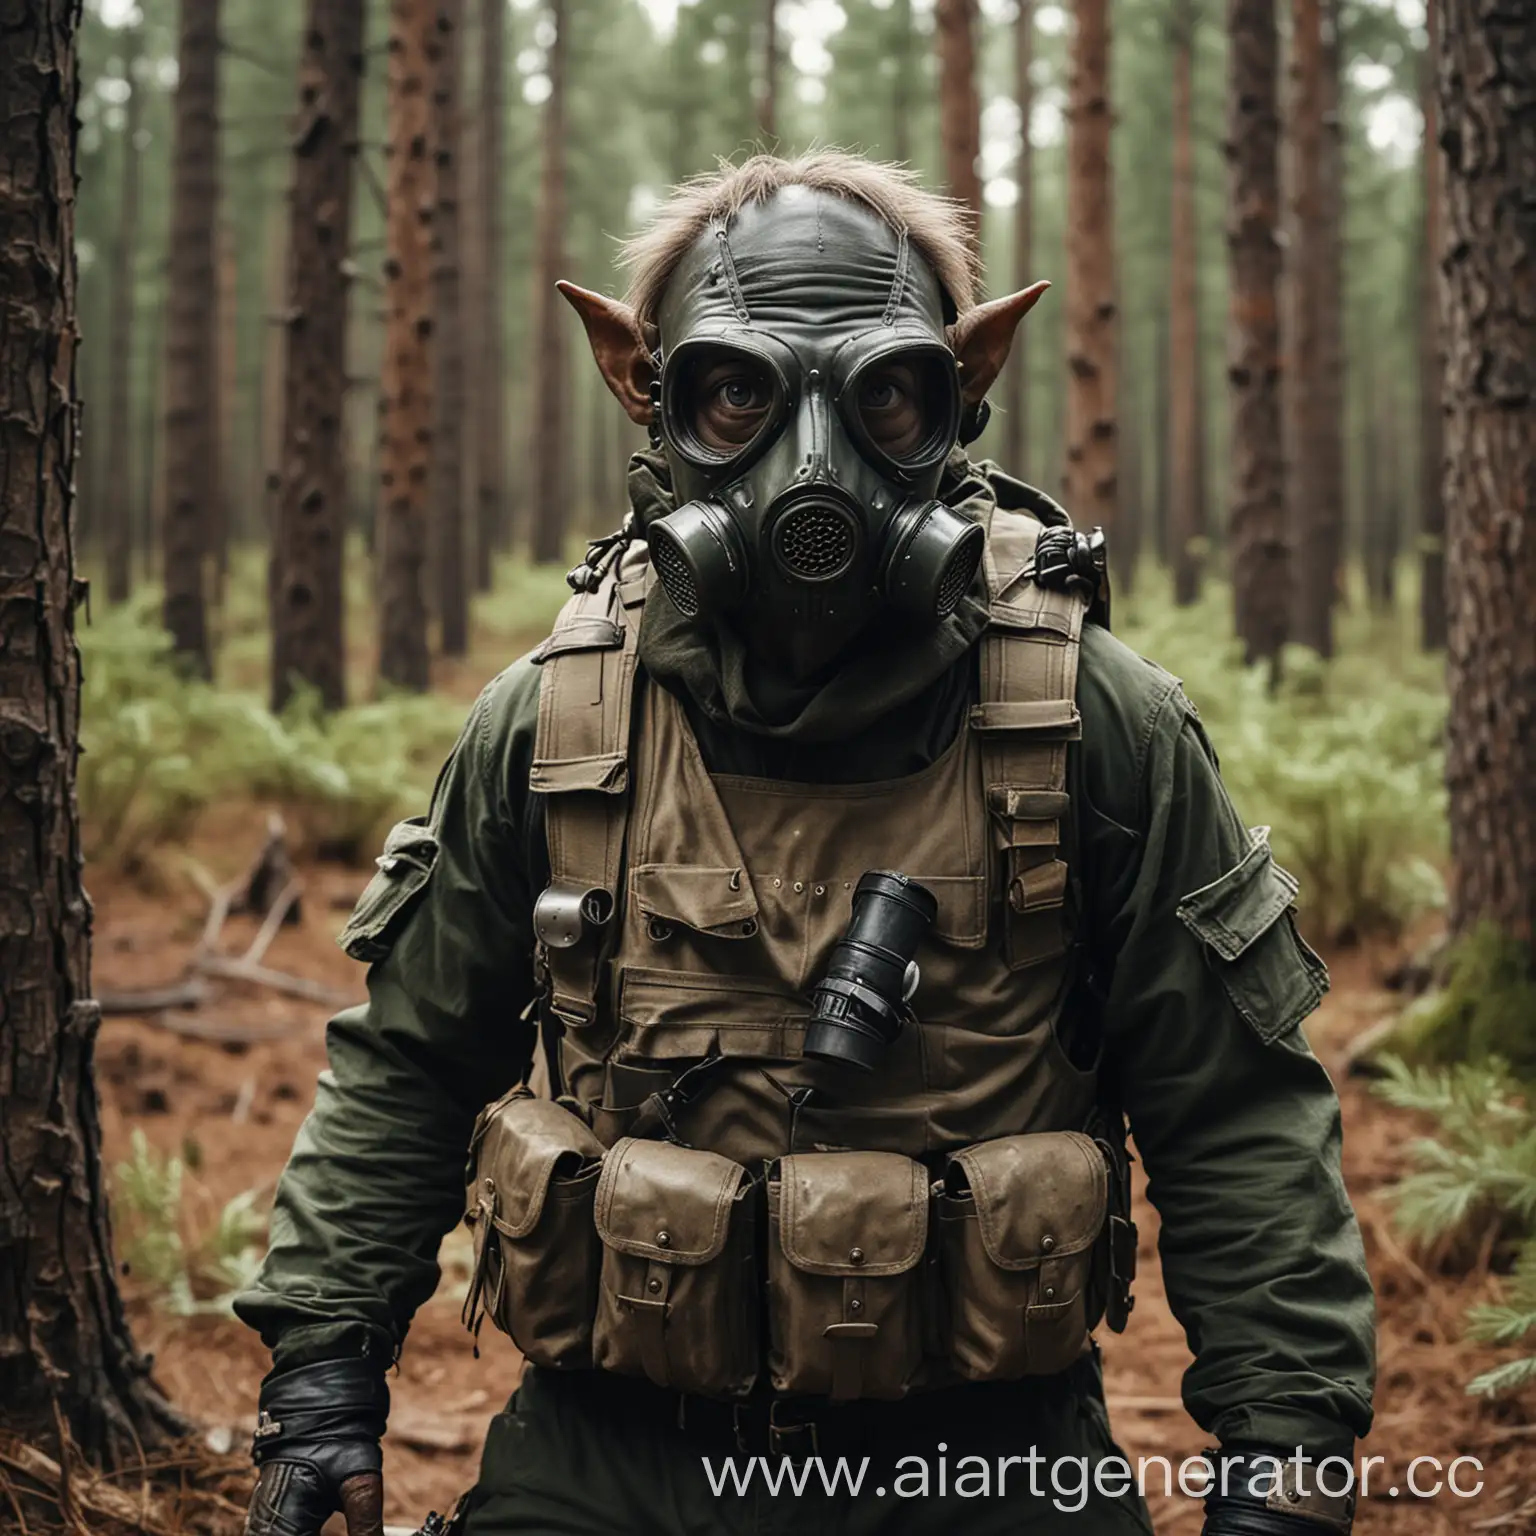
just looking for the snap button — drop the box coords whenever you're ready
[656,1230,672,1248]
[813,884,826,897]
[647,1277,663,1294]
[1041,1234,1055,1252]
[849,1298,863,1313]
[772,877,782,888]
[849,1247,865,1265]
[647,917,673,943]
[740,918,758,937]
[793,881,805,894]
[1043,1286,1056,1300]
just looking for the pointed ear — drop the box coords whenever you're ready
[557,281,656,426]
[947,281,1052,405]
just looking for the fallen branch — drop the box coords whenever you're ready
[0,1435,172,1536]
[198,954,352,1007]
[241,879,302,969]
[152,1012,304,1046]
[98,980,207,1015]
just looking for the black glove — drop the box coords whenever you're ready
[1202,1448,1354,1536]
[245,1358,390,1536]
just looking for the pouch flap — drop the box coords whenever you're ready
[631,864,760,936]
[777,1152,928,1277]
[337,817,439,961]
[951,1132,1107,1271]
[1176,827,1298,962]
[594,1136,749,1266]
[529,753,629,794]
[473,1094,606,1238]
[531,616,625,663]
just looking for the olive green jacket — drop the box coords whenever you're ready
[235,622,1375,1458]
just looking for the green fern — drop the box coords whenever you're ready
[1375,1057,1536,1399]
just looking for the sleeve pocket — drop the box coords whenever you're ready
[1176,826,1329,1044]
[337,817,440,962]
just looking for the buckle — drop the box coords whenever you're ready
[767,1402,820,1460]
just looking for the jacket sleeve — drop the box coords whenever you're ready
[234,660,545,1371]
[1075,624,1376,1457]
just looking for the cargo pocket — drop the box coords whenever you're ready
[464,1090,606,1370]
[937,1131,1108,1381]
[767,1151,928,1402]
[337,817,439,962]
[1176,827,1329,1044]
[592,1137,759,1399]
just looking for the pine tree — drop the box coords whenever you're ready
[1417,0,1447,650]
[472,0,507,589]
[1439,0,1536,945]
[162,0,221,675]
[1062,0,1117,540]
[530,0,569,565]
[0,0,182,1462]
[934,0,982,223]
[1167,0,1206,604]
[1004,0,1034,481]
[104,18,145,607]
[271,0,366,711]
[376,0,441,690]
[1225,0,1288,665]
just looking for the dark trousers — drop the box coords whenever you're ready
[458,1353,1157,1535]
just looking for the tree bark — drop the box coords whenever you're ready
[1439,0,1536,945]
[104,21,144,607]
[0,0,182,1463]
[1418,0,1447,650]
[162,0,220,675]
[530,0,568,566]
[1114,315,1141,592]
[1062,0,1117,540]
[434,0,469,656]
[891,0,914,165]
[1225,0,1288,665]
[759,0,778,141]
[376,0,440,690]
[211,218,237,605]
[1288,0,1346,656]
[1004,0,1034,480]
[271,0,366,712]
[934,0,983,226]
[1168,0,1206,604]
[472,0,506,586]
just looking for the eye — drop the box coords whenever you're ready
[855,363,928,458]
[684,354,776,454]
[721,379,759,409]
[861,378,903,412]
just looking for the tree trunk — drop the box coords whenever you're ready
[934,0,983,226]
[1114,316,1141,592]
[1152,308,1170,563]
[1168,0,1206,605]
[211,219,237,605]
[104,20,144,607]
[1225,0,1288,666]
[472,0,506,586]
[162,0,220,675]
[434,0,469,656]
[376,0,440,691]
[1062,0,1117,539]
[1316,0,1346,622]
[0,0,182,1463]
[1004,0,1034,480]
[759,0,778,141]
[892,0,914,166]
[530,0,568,567]
[1439,0,1536,945]
[270,0,366,712]
[1418,0,1447,650]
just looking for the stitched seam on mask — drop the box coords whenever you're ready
[882,227,911,326]
[710,220,751,323]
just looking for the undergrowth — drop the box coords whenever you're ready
[113,1130,269,1317]
[81,557,1447,945]
[1376,1057,1536,1397]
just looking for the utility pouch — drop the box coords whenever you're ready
[592,1136,759,1399]
[937,1131,1108,1381]
[463,1089,606,1370]
[767,1151,928,1402]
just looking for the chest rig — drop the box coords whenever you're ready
[464,503,1135,1404]
[527,503,1093,1164]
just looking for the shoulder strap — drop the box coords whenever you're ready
[973,505,1088,970]
[529,541,650,1027]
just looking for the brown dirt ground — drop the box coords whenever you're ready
[89,851,1536,1536]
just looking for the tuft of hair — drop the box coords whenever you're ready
[620,150,982,339]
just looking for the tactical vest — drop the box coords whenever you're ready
[464,504,1134,1402]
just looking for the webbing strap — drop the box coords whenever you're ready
[976,508,1088,970]
[531,542,650,1024]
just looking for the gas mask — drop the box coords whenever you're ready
[646,189,986,646]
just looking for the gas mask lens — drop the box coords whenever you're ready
[841,344,960,475]
[661,343,788,468]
